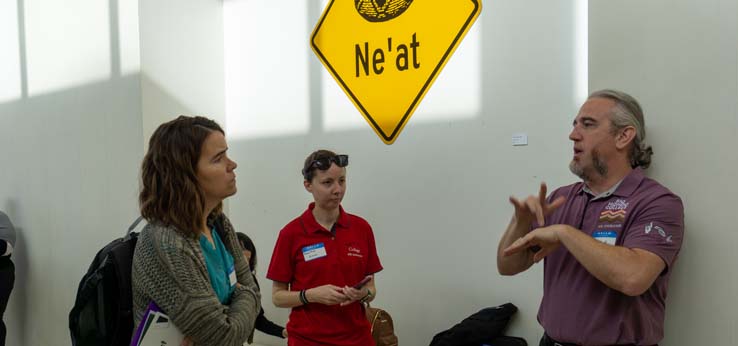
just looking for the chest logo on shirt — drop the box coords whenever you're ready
[605,199,629,211]
[302,243,328,262]
[347,246,363,258]
[599,199,629,223]
[598,210,626,223]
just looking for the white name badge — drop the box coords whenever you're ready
[593,231,617,245]
[228,265,237,287]
[302,243,327,262]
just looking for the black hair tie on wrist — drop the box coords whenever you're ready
[299,289,309,305]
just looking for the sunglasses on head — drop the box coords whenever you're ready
[302,154,349,178]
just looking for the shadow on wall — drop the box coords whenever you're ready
[0,1,583,346]
[141,72,202,142]
[0,0,206,344]
[224,4,579,346]
[0,65,210,344]
[0,1,147,344]
[0,72,145,346]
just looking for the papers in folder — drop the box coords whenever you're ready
[131,301,185,346]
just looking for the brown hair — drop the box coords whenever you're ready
[302,149,338,182]
[139,115,224,237]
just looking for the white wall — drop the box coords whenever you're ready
[0,0,227,344]
[139,0,226,145]
[590,0,738,344]
[1,0,735,345]
[225,1,581,345]
[227,1,738,345]
[0,0,143,345]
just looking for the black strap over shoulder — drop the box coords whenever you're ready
[125,216,145,237]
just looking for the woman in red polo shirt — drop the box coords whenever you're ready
[267,149,383,346]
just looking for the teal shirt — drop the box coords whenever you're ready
[199,227,236,304]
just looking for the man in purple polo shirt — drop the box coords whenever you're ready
[497,89,684,346]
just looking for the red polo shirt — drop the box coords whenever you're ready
[267,203,383,346]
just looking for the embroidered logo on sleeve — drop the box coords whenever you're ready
[645,222,673,243]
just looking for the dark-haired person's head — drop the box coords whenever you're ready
[236,232,257,270]
[301,150,349,211]
[301,150,349,182]
[139,115,238,237]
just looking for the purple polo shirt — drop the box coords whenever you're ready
[537,168,684,345]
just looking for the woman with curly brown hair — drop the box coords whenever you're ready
[131,115,260,346]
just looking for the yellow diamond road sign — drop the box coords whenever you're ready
[311,0,482,144]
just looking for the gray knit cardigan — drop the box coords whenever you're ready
[131,215,261,346]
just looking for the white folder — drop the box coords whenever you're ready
[131,301,184,346]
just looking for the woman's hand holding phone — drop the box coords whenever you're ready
[340,276,372,306]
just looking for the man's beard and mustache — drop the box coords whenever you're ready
[570,149,608,181]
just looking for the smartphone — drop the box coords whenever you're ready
[352,275,372,289]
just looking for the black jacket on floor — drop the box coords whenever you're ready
[429,303,525,346]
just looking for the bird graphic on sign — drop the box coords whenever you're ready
[355,0,414,22]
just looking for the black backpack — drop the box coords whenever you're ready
[69,217,145,346]
[429,303,526,346]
